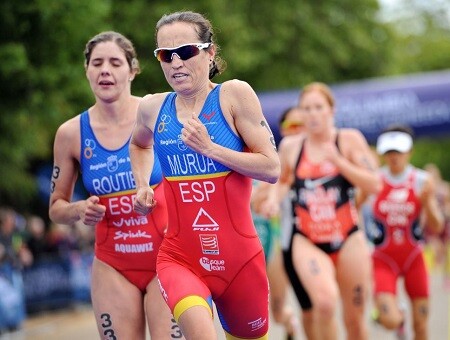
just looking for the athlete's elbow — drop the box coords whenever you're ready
[265,160,281,184]
[266,172,280,184]
[48,207,63,225]
[266,177,279,184]
[49,200,77,226]
[48,209,56,223]
[48,201,59,223]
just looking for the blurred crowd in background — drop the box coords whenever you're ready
[0,207,95,334]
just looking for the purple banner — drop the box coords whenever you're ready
[258,70,450,144]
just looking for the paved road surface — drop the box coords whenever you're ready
[1,272,448,340]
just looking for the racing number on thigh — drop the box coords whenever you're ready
[171,318,183,338]
[100,313,117,340]
[100,314,182,339]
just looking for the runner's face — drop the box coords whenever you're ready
[299,90,334,133]
[156,22,213,95]
[85,41,133,103]
[383,151,411,174]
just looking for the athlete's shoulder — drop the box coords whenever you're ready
[138,92,171,125]
[140,92,170,110]
[339,128,367,142]
[55,113,82,141]
[221,79,255,96]
[53,113,82,160]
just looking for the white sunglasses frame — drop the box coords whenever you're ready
[153,43,211,62]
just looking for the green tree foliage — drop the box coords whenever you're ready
[211,0,393,89]
[0,0,448,210]
[0,0,110,208]
[108,0,393,92]
[380,0,450,74]
[412,138,450,182]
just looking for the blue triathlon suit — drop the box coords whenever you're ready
[80,111,168,291]
[154,85,269,339]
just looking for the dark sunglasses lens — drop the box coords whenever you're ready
[177,45,200,60]
[157,50,172,62]
[157,45,201,62]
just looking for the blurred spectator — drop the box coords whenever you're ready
[0,207,32,269]
[24,215,52,262]
[22,221,90,315]
[0,207,32,333]
[25,216,94,262]
[46,222,79,259]
[72,221,95,253]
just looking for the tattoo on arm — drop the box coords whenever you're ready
[260,120,276,150]
[50,165,60,193]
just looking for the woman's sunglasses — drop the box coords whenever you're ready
[154,43,211,63]
[281,120,304,130]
